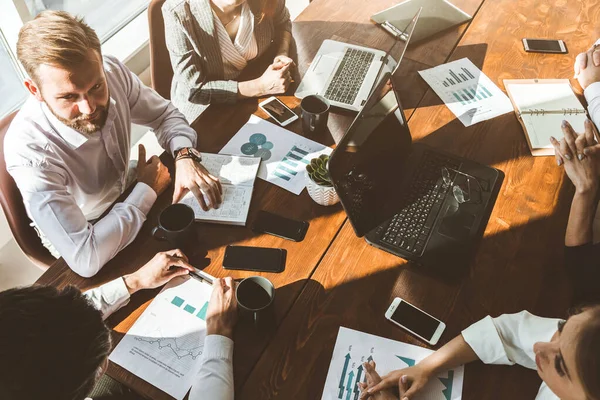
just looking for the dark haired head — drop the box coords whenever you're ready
[0,285,111,400]
[576,305,600,400]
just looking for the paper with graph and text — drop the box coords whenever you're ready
[219,115,332,195]
[322,327,463,400]
[419,58,513,127]
[109,276,213,400]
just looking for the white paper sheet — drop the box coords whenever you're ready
[322,327,464,400]
[109,276,213,400]
[419,58,513,127]
[220,115,332,195]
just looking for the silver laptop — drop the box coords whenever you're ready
[371,0,471,43]
[294,10,420,112]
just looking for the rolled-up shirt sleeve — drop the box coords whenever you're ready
[83,277,131,319]
[189,335,234,400]
[461,311,560,370]
[9,162,156,278]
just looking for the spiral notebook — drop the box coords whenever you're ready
[179,153,260,226]
[504,79,588,156]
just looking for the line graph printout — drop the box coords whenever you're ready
[322,327,464,400]
[109,276,213,400]
[419,58,513,127]
[219,115,332,195]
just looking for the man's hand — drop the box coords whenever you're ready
[206,277,238,339]
[137,144,171,196]
[172,158,223,211]
[123,249,194,295]
[576,47,600,90]
[358,360,398,400]
[574,43,600,78]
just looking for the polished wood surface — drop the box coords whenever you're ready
[34,0,600,398]
[238,0,600,399]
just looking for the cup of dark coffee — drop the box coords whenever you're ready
[236,276,275,331]
[151,203,195,248]
[301,94,330,135]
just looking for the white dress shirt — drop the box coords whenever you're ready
[4,55,197,278]
[84,279,234,400]
[462,311,562,400]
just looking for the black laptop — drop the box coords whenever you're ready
[328,70,504,274]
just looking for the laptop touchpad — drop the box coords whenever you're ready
[437,202,476,240]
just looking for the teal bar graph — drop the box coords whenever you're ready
[172,296,184,307]
[197,302,209,320]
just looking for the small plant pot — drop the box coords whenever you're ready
[305,171,340,206]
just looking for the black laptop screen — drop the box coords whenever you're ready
[329,73,412,237]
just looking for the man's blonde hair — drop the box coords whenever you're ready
[17,10,102,84]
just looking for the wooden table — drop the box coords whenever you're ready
[35,0,600,398]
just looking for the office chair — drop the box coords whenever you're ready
[0,111,55,270]
[148,0,173,99]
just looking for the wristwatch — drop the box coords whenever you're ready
[175,147,202,163]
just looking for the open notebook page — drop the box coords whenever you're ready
[506,82,586,149]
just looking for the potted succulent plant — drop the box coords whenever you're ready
[305,154,339,206]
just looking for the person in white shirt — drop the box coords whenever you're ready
[4,10,223,278]
[0,249,237,400]
[359,307,600,400]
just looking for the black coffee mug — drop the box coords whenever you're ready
[236,276,275,331]
[301,94,330,135]
[151,203,195,248]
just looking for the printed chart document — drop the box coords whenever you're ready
[109,276,213,400]
[220,115,332,195]
[322,327,464,400]
[179,153,260,225]
[504,79,587,156]
[419,58,513,127]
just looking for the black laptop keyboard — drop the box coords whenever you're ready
[324,48,375,105]
[375,152,460,255]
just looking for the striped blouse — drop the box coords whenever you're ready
[163,0,292,123]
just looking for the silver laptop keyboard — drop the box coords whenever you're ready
[324,47,375,105]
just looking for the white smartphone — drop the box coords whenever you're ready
[385,297,446,345]
[259,96,298,126]
[522,38,567,54]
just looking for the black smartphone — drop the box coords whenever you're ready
[252,210,309,242]
[522,38,567,54]
[223,245,286,273]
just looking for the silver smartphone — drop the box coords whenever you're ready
[259,96,299,126]
[522,38,567,54]
[385,297,446,345]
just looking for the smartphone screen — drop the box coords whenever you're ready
[390,301,440,340]
[223,245,286,273]
[524,39,564,52]
[253,211,308,242]
[262,98,296,124]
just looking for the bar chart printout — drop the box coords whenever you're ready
[419,58,513,127]
[322,327,464,400]
[220,115,332,195]
[109,276,213,400]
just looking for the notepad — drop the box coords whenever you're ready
[179,153,260,226]
[504,79,588,156]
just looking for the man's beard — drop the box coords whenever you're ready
[47,102,109,136]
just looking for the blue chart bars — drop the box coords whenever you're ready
[442,66,476,87]
[274,145,310,181]
[171,296,209,321]
[451,84,494,105]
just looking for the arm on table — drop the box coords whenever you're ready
[365,312,560,399]
[84,250,193,319]
[9,165,157,277]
